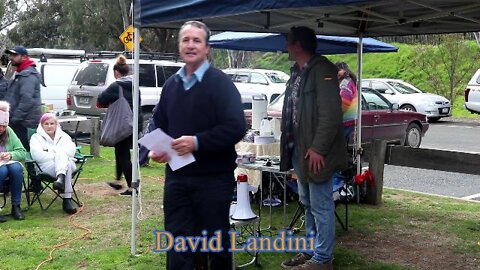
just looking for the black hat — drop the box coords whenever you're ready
[5,45,28,55]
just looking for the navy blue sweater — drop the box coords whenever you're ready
[153,67,246,176]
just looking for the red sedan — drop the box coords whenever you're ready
[245,88,429,148]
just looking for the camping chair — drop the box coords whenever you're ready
[26,129,92,211]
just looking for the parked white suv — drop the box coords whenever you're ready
[222,68,289,108]
[465,69,480,114]
[362,78,452,122]
[4,48,85,111]
[66,52,183,126]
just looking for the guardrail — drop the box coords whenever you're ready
[365,140,480,205]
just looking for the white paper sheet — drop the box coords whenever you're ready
[138,128,195,171]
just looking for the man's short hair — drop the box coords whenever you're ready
[5,45,28,56]
[288,26,317,54]
[179,21,211,43]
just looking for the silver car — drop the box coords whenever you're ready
[362,78,451,122]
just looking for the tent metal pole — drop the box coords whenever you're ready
[130,25,140,256]
[355,34,363,203]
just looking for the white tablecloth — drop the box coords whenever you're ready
[235,141,280,186]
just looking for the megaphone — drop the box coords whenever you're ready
[231,174,258,221]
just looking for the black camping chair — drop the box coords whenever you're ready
[26,129,92,211]
[287,168,355,232]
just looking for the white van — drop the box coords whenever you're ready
[5,48,85,111]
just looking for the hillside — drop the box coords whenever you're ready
[247,41,480,118]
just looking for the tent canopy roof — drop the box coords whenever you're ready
[134,0,480,37]
[209,32,398,54]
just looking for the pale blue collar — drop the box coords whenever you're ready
[177,60,210,82]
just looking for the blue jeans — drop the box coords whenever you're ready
[0,162,24,205]
[292,149,334,264]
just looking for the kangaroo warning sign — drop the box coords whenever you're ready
[119,25,143,51]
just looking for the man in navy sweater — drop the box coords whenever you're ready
[149,21,245,270]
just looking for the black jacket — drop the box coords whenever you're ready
[97,76,143,132]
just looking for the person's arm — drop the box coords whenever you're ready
[310,63,344,156]
[58,132,77,158]
[29,134,55,163]
[7,128,26,161]
[339,78,356,114]
[10,75,38,124]
[97,83,119,108]
[150,79,172,162]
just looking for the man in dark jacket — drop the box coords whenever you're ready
[280,27,347,270]
[4,46,42,151]
[0,69,8,100]
[149,21,245,270]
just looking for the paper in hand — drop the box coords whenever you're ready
[138,128,195,171]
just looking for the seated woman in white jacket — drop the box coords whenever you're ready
[30,113,77,214]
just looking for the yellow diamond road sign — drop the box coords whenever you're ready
[119,25,143,51]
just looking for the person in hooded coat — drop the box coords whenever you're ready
[30,113,77,214]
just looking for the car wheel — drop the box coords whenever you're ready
[428,117,440,123]
[404,123,422,148]
[400,104,416,112]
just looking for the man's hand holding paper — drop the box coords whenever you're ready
[138,128,195,171]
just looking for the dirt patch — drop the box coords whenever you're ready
[76,182,121,197]
[338,227,478,270]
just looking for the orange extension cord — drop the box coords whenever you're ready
[35,204,92,270]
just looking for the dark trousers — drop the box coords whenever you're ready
[164,172,235,270]
[114,135,132,187]
[10,122,29,151]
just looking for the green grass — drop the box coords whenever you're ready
[1,147,479,269]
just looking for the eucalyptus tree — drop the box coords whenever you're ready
[6,0,182,53]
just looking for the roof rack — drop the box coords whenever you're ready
[85,51,181,62]
[26,48,87,63]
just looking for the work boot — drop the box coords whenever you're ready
[11,204,25,220]
[291,260,333,270]
[281,253,312,269]
[53,173,66,191]
[62,198,77,214]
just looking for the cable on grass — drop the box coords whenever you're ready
[35,204,92,270]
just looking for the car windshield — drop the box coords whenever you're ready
[268,93,285,111]
[72,62,109,86]
[387,81,422,94]
[265,72,288,83]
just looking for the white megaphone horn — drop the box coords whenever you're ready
[231,174,258,221]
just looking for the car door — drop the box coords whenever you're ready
[362,90,404,143]
[233,71,257,108]
[371,81,399,104]
[249,71,271,98]
[359,95,374,144]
